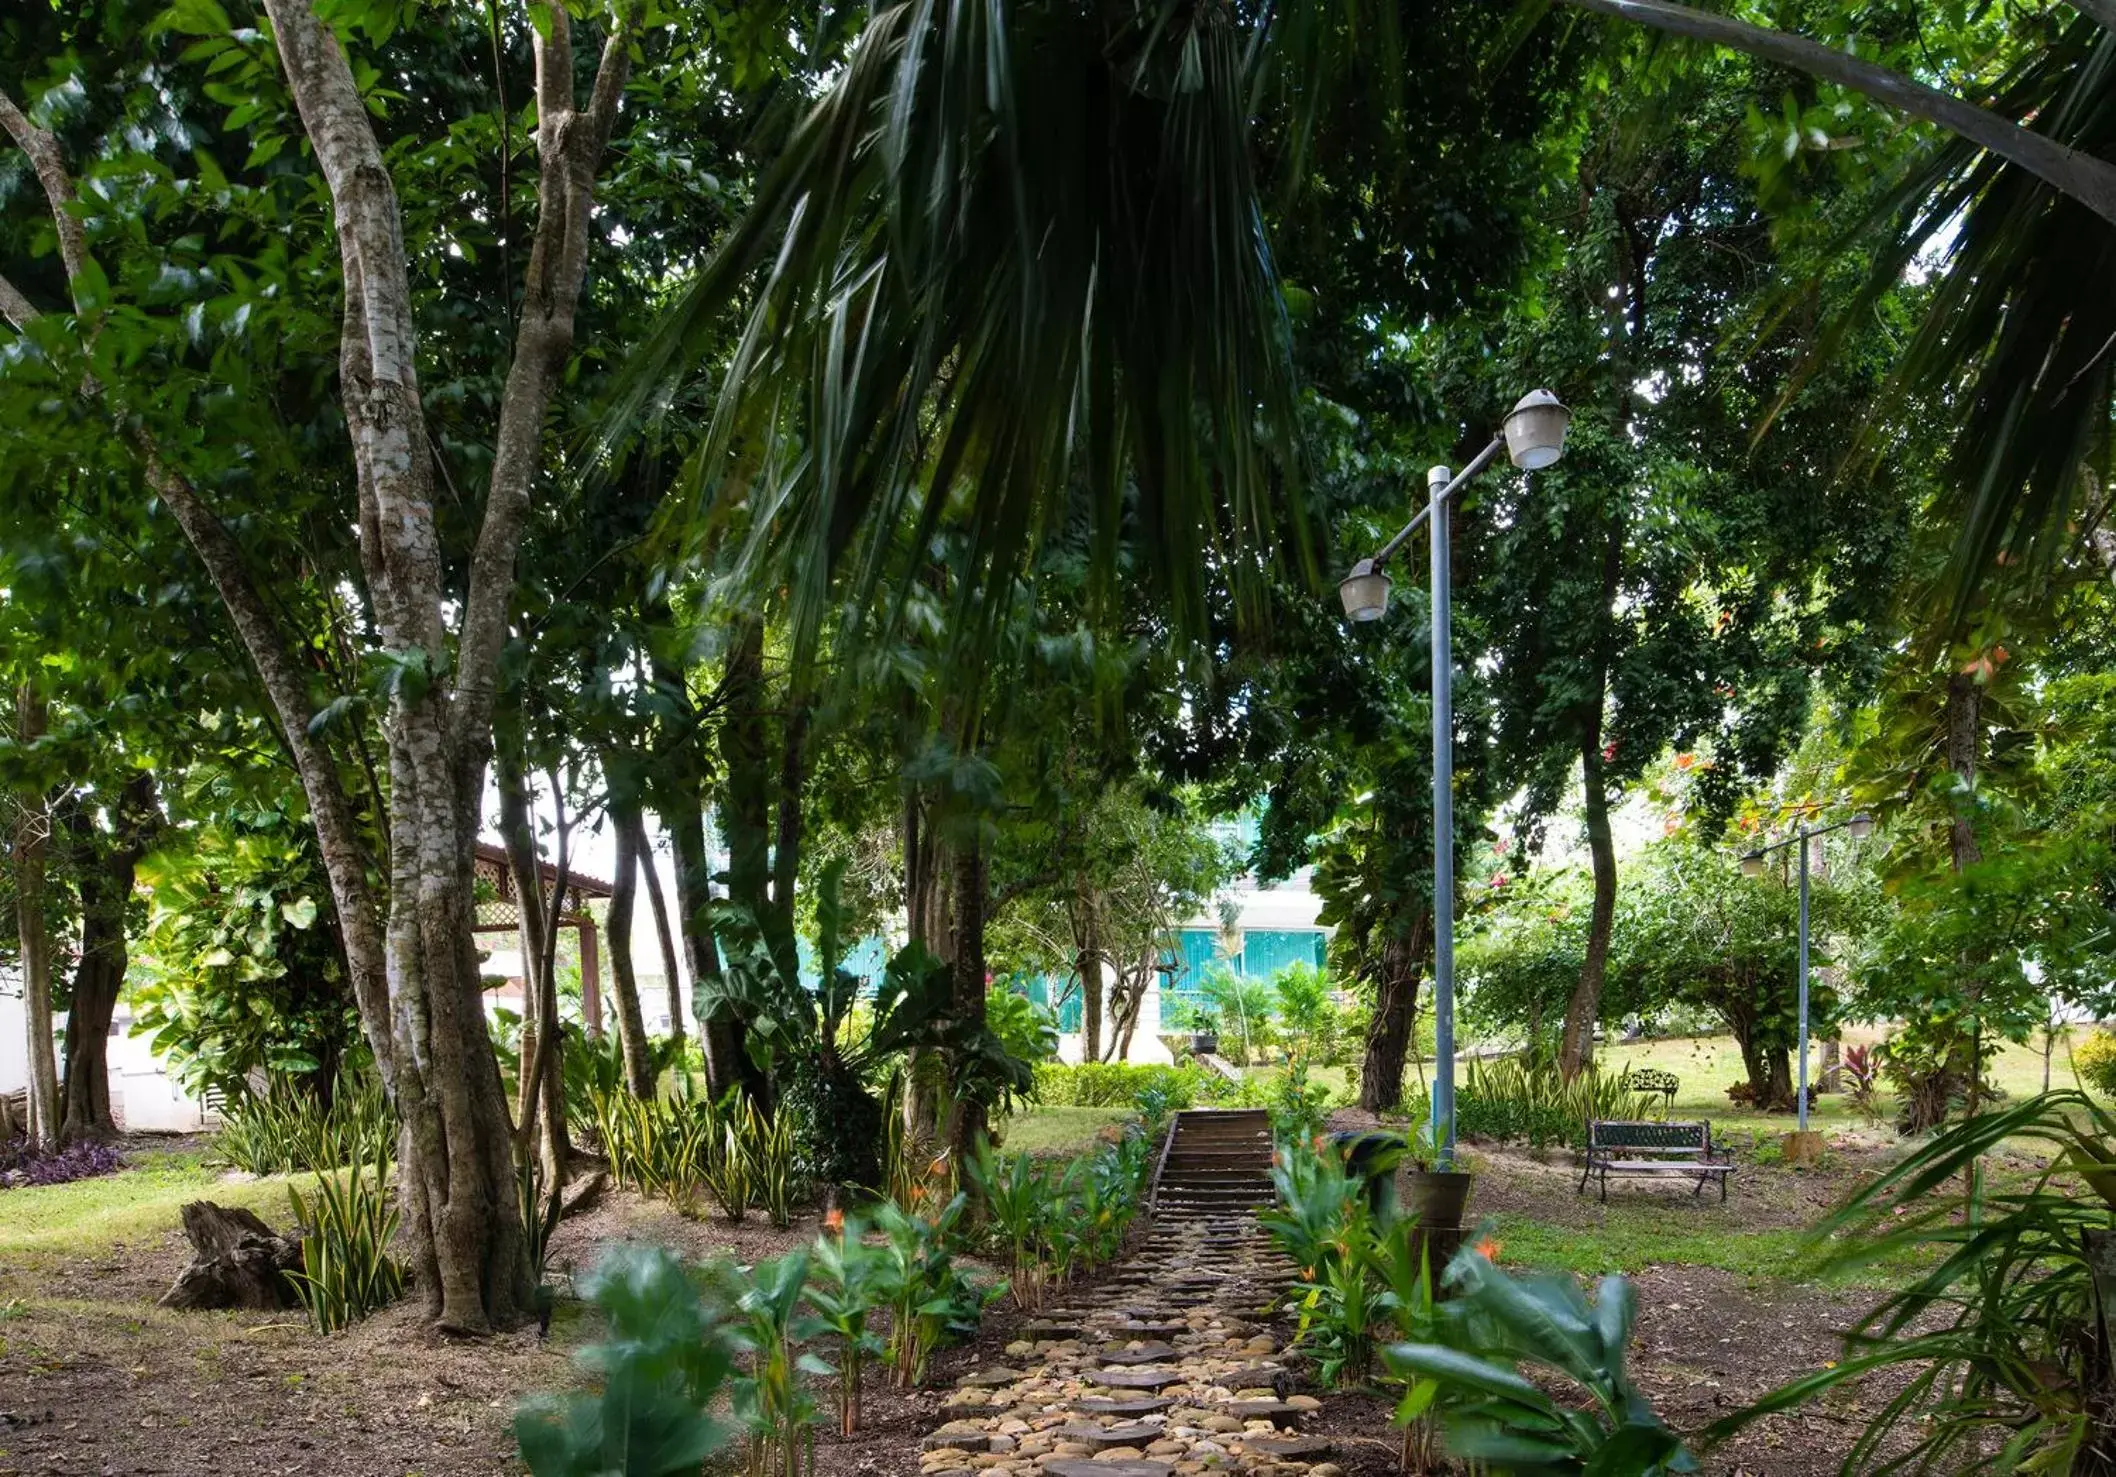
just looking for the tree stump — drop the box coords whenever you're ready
[158,1201,304,1311]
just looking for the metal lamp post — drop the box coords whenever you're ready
[1338,390,1572,1164]
[1738,811,1874,1132]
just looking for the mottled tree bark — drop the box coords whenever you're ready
[629,810,685,1042]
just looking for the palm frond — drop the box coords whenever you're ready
[605,0,1352,692]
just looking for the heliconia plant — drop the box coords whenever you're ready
[801,1210,887,1435]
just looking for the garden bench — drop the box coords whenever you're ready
[1578,1119,1733,1203]
[1618,1066,1680,1106]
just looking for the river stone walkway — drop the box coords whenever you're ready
[921,1113,1339,1477]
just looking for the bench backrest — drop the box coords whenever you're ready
[1588,1119,1710,1153]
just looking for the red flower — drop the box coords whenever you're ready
[1473,1237,1504,1263]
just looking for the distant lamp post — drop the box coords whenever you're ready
[1736,812,1875,1141]
[1335,389,1572,1164]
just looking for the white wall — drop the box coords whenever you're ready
[0,967,26,1097]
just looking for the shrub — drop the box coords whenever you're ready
[1456,1054,1656,1150]
[717,1252,822,1477]
[1032,1061,1226,1109]
[777,1052,884,1196]
[216,1073,393,1176]
[516,1245,733,1476]
[285,1145,403,1333]
[1841,1043,1882,1118]
[0,1138,123,1190]
[2076,1030,2116,1100]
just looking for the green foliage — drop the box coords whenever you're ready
[2076,1031,2116,1101]
[1031,1061,1227,1109]
[717,1252,824,1477]
[1454,1055,1658,1150]
[129,805,357,1099]
[777,1053,884,1198]
[1270,961,1342,1065]
[1386,1252,1696,1474]
[1262,1133,1429,1389]
[968,1130,1154,1312]
[591,1084,763,1221]
[1267,1060,1333,1145]
[516,1246,734,1477]
[984,986,1060,1072]
[285,1146,403,1334]
[1711,1090,2116,1471]
[213,1074,393,1177]
[1201,965,1278,1066]
[871,1192,1001,1389]
[802,1214,888,1436]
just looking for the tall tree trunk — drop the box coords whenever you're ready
[497,751,568,1190]
[1075,894,1103,1063]
[13,687,59,1149]
[671,798,742,1097]
[60,772,160,1143]
[7,0,642,1332]
[1560,700,1619,1081]
[629,811,685,1042]
[1359,911,1431,1113]
[901,791,953,1140]
[946,837,989,1172]
[605,806,656,1099]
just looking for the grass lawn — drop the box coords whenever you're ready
[0,1147,295,1266]
[997,1103,1131,1156]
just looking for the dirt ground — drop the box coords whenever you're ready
[0,1131,1946,1477]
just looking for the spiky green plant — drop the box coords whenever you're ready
[285,1145,403,1333]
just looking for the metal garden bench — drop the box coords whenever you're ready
[1578,1119,1734,1203]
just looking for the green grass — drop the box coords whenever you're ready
[0,1148,298,1263]
[997,1104,1131,1156]
[1481,1200,1939,1289]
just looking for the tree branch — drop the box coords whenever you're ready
[0,76,393,1079]
[1558,0,2116,229]
[0,266,37,330]
[452,0,644,758]
[0,87,88,288]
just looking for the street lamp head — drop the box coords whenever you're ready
[1339,558,1391,622]
[1739,850,1766,879]
[1504,389,1571,471]
[1847,812,1875,841]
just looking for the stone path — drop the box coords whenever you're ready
[921,1112,1345,1477]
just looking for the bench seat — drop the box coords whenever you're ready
[1579,1119,1734,1203]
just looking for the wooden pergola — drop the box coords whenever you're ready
[470,842,611,1035]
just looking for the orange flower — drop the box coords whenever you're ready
[824,1207,845,1234]
[1473,1236,1504,1263]
[1674,752,1696,770]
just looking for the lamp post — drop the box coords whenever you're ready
[1738,811,1873,1136]
[1338,390,1571,1164]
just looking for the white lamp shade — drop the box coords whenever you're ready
[1847,813,1875,840]
[1504,389,1571,471]
[1739,851,1766,879]
[1339,560,1391,622]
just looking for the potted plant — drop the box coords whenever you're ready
[1180,1004,1219,1057]
[1396,1119,1474,1280]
